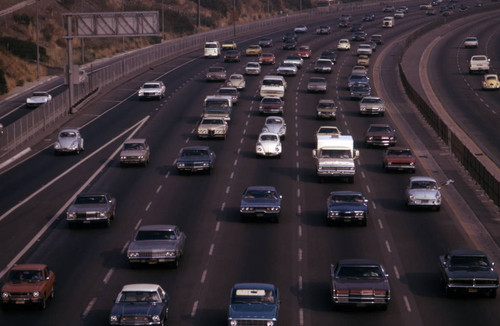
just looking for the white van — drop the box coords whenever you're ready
[204,41,221,58]
[382,17,394,28]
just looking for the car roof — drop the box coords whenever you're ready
[337,258,381,266]
[59,128,79,133]
[11,264,48,271]
[448,249,488,257]
[330,191,364,196]
[181,146,210,151]
[124,138,147,144]
[137,224,178,231]
[244,186,277,192]
[121,283,162,292]
[232,283,276,290]
[410,176,436,182]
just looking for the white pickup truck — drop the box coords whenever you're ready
[260,75,287,98]
[469,55,490,74]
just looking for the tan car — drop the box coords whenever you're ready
[1,264,55,309]
[120,138,150,166]
[246,45,262,56]
[197,117,228,139]
[357,54,370,67]
[482,74,500,90]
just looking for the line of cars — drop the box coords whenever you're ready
[463,36,499,90]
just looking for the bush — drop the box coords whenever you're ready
[164,9,194,34]
[13,14,34,26]
[0,70,8,95]
[0,37,48,62]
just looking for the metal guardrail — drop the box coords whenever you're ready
[0,0,384,160]
[398,4,500,207]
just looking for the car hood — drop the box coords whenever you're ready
[408,189,440,199]
[27,97,49,103]
[128,240,178,251]
[366,131,393,137]
[68,203,109,213]
[241,198,280,207]
[263,125,284,134]
[229,303,278,319]
[177,155,211,164]
[446,267,498,279]
[385,154,414,162]
[120,149,147,156]
[328,202,367,211]
[334,278,389,291]
[257,141,280,151]
[57,137,78,148]
[2,281,46,293]
[111,302,164,317]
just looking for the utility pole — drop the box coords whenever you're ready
[36,0,40,80]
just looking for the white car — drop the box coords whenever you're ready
[482,74,500,90]
[463,36,478,48]
[54,128,84,154]
[357,44,373,56]
[276,63,298,76]
[256,132,282,158]
[294,25,308,33]
[406,176,442,211]
[394,10,405,18]
[26,91,52,108]
[138,81,166,100]
[262,116,286,139]
[337,39,351,51]
[245,62,261,75]
[227,74,246,90]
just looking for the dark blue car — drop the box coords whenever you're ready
[327,191,368,226]
[228,283,280,326]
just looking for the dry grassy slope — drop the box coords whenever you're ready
[0,0,299,94]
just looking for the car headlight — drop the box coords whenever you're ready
[110,315,118,322]
[70,142,77,149]
[33,291,40,297]
[2,292,10,298]
[120,156,127,160]
[202,162,209,167]
[409,194,415,201]
[230,321,238,326]
[54,142,61,149]
[138,155,144,159]
[275,146,280,152]
[67,212,76,219]
[267,321,274,326]
[128,251,139,258]
[152,314,160,322]
[165,251,176,257]
[177,163,185,168]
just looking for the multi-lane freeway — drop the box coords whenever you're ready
[1,1,500,325]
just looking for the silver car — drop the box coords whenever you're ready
[256,132,282,158]
[138,81,166,100]
[307,77,327,93]
[26,91,52,108]
[127,225,186,268]
[406,176,442,210]
[262,116,286,139]
[120,138,150,166]
[276,63,298,76]
[245,62,261,75]
[66,192,116,227]
[227,73,246,90]
[54,128,84,154]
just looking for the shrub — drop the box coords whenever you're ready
[0,70,8,95]
[13,14,34,26]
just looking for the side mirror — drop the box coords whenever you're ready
[312,149,317,157]
[354,149,360,159]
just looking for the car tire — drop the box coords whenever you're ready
[50,289,55,299]
[348,176,354,183]
[488,290,497,298]
[172,259,179,269]
[273,215,280,223]
[360,218,367,226]
[104,218,111,227]
[40,298,47,310]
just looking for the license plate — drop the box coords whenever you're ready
[468,288,478,293]
[256,213,264,217]
[15,300,25,304]
[83,221,91,224]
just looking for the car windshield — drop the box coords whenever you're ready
[205,100,229,107]
[320,149,351,159]
[330,194,364,203]
[247,63,259,68]
[310,78,325,83]
[266,118,282,124]
[60,131,77,138]
[8,270,43,283]
[449,255,490,268]
[230,75,242,80]
[136,230,177,241]
[486,76,497,81]
[387,149,412,156]
[181,149,208,157]
[317,127,339,134]
[32,92,48,97]
[262,80,282,86]
[118,291,161,303]
[218,89,237,95]
[411,181,437,189]
[262,98,281,104]
[209,67,224,72]
[201,119,224,125]
[316,61,331,67]
[337,266,383,279]
[261,54,273,58]
[244,189,278,199]
[260,134,278,141]
[142,84,159,89]
[368,126,392,133]
[205,43,217,48]
[75,195,107,204]
[123,143,145,150]
[472,56,487,61]
[362,98,382,104]
[232,289,275,304]
[318,102,334,109]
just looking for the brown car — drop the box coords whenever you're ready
[1,264,55,309]
[383,147,416,172]
[364,124,396,147]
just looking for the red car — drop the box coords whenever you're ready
[383,147,416,172]
[259,53,276,65]
[1,264,55,309]
[297,45,312,58]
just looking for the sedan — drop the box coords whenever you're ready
[364,124,397,147]
[357,43,373,56]
[283,55,304,68]
[259,97,284,115]
[227,73,246,90]
[383,147,417,172]
[327,191,368,226]
[109,284,169,326]
[54,128,84,154]
[127,224,186,268]
[357,54,370,66]
[337,39,351,51]
[256,132,282,158]
[294,24,308,33]
[258,37,273,47]
[319,51,337,64]
[350,83,371,100]
[359,96,385,116]
[262,116,286,139]
[138,81,166,100]
[224,50,241,62]
[240,186,282,222]
[245,62,261,75]
[482,74,500,90]
[282,39,297,50]
[66,192,117,227]
[463,36,478,48]
[316,25,331,34]
[406,176,442,210]
[314,59,333,73]
[216,86,239,104]
[26,91,52,107]
[307,77,327,93]
[175,146,216,174]
[245,44,262,56]
[348,73,369,88]
[120,138,150,166]
[297,45,312,58]
[259,53,276,65]
[331,259,391,310]
[370,34,383,45]
[277,63,298,76]
[351,31,367,41]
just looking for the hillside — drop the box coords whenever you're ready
[0,0,312,95]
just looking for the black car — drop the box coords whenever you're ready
[109,284,169,326]
[350,82,371,100]
[370,34,383,45]
[326,191,368,226]
[282,32,297,42]
[175,146,216,174]
[240,186,282,222]
[282,38,297,50]
[351,31,367,41]
[319,51,337,64]
[440,249,498,298]
[259,37,273,47]
[363,13,375,21]
[224,50,241,62]
[350,23,363,32]
[316,25,331,35]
